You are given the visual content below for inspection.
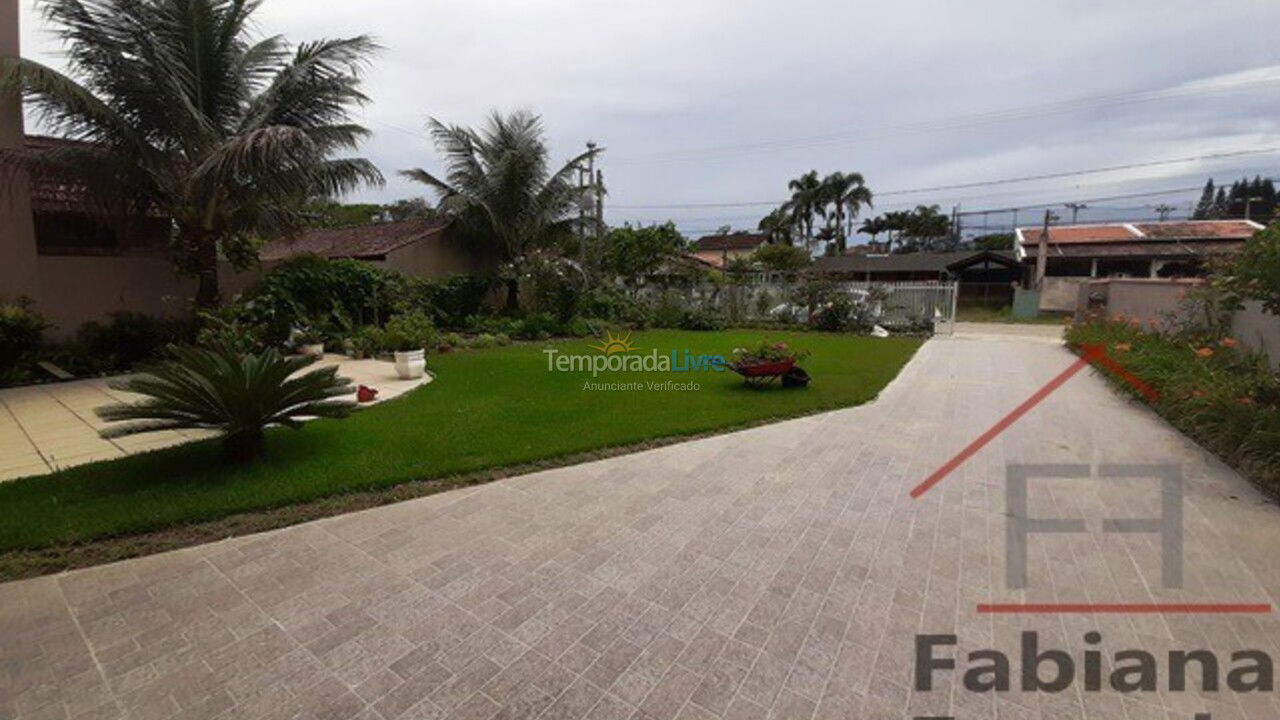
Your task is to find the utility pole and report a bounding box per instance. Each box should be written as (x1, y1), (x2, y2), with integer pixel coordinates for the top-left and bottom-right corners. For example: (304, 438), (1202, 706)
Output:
(950, 204), (960, 248)
(1245, 196), (1263, 222)
(0, 0), (41, 304)
(1034, 209), (1058, 291)
(1065, 202), (1087, 224)
(1153, 204), (1176, 221)
(1011, 208), (1019, 233)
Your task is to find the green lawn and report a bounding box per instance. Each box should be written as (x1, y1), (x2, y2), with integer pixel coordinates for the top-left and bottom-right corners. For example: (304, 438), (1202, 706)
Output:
(0, 330), (920, 553)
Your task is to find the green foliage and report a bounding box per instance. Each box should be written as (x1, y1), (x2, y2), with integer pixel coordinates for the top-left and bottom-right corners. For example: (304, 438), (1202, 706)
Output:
(380, 311), (438, 352)
(239, 255), (406, 345)
(402, 110), (599, 308)
(1193, 176), (1277, 221)
(305, 201), (384, 228)
(415, 275), (493, 329)
(0, 304), (48, 385)
(76, 312), (192, 372)
(1066, 316), (1280, 495)
(519, 253), (587, 322)
(1214, 225), (1280, 315)
(512, 313), (561, 340)
(603, 223), (686, 279)
(751, 243), (810, 272)
(343, 325), (384, 359)
(678, 307), (725, 331)
(96, 345), (355, 462)
(8, 0), (382, 305)
(972, 233), (1014, 251)
(195, 309), (266, 355)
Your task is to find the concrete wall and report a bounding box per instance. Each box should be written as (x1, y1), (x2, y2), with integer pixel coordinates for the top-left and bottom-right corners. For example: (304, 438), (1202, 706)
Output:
(1074, 278), (1203, 331)
(35, 255), (261, 337)
(1233, 301), (1280, 370)
(1039, 277), (1087, 312)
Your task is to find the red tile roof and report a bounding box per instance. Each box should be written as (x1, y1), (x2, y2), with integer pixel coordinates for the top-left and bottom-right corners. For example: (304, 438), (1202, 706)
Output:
(1016, 220), (1262, 246)
(692, 232), (768, 251)
(259, 220), (448, 261)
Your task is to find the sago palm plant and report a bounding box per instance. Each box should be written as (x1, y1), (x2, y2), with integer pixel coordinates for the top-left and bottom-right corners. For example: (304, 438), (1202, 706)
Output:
(96, 345), (356, 461)
(0, 0), (383, 306)
(401, 110), (599, 310)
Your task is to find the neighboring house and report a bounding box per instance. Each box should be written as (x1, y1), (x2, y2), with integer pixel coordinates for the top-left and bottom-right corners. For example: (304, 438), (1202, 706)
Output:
(1014, 219), (1261, 279)
(258, 219), (488, 277)
(690, 232), (769, 268)
(3, 134), (490, 336)
(812, 249), (1024, 307)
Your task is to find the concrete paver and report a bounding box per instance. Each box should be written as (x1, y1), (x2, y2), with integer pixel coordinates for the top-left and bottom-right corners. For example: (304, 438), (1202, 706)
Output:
(1, 335), (1278, 719)
(0, 355), (428, 481)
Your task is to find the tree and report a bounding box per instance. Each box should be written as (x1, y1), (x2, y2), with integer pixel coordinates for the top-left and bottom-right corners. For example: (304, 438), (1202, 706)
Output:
(820, 171), (873, 254)
(402, 110), (599, 310)
(751, 243), (810, 272)
(306, 201), (383, 228)
(383, 198), (436, 222)
(972, 232), (1014, 251)
(1192, 180), (1217, 219)
(1216, 224), (1280, 315)
(602, 222), (685, 279)
(858, 216), (890, 249)
(1, 0), (382, 307)
(784, 170), (824, 250)
(757, 207), (795, 245)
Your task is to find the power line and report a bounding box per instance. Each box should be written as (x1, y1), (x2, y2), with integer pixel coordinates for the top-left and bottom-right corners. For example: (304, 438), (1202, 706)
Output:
(610, 147), (1280, 210)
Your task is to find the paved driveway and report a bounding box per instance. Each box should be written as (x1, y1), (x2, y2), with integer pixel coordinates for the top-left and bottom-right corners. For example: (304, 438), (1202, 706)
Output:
(3, 334), (1279, 720)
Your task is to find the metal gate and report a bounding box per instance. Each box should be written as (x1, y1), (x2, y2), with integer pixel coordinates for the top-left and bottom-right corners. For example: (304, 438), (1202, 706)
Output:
(845, 281), (958, 335)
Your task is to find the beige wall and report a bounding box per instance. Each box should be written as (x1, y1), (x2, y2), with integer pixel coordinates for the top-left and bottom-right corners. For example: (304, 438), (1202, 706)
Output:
(1039, 277), (1087, 312)
(382, 234), (491, 278)
(1074, 278), (1202, 331)
(35, 255), (261, 337)
(1233, 301), (1280, 371)
(0, 0), (40, 304)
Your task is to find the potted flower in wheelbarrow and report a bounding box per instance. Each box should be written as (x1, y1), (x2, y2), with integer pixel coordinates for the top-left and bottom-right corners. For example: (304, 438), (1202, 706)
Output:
(729, 340), (812, 387)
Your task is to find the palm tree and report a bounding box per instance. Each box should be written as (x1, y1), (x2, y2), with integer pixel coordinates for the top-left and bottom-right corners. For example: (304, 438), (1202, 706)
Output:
(757, 207), (794, 245)
(96, 345), (355, 462)
(402, 110), (599, 311)
(821, 171), (873, 254)
(784, 170), (824, 251)
(0, 0), (382, 307)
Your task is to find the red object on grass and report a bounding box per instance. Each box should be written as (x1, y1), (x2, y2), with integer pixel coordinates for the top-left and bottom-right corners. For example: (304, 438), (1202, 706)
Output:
(357, 385), (378, 403)
(733, 359), (795, 377)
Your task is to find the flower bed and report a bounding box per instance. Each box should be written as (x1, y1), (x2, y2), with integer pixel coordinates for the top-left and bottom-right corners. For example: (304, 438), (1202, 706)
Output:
(1065, 314), (1280, 496)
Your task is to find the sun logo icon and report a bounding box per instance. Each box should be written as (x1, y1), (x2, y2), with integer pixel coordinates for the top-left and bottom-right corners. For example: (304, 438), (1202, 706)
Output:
(590, 329), (637, 355)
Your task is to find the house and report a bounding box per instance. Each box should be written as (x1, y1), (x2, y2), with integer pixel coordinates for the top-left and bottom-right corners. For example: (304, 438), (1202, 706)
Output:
(1, 134), (491, 335)
(1013, 219), (1261, 279)
(258, 219), (487, 277)
(690, 232), (769, 268)
(811, 249), (1025, 307)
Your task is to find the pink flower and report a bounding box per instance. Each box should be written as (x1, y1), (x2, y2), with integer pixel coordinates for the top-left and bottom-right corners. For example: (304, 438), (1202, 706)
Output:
(1220, 337), (1238, 348)
(1195, 347), (1214, 358)
(1114, 343), (1131, 352)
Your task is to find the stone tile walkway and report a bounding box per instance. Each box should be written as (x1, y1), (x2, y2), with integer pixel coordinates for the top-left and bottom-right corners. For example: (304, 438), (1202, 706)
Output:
(0, 355), (428, 481)
(2, 334), (1279, 720)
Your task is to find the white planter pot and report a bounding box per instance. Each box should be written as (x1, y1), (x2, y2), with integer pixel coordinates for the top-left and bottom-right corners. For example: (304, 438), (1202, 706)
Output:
(299, 343), (325, 358)
(394, 349), (426, 379)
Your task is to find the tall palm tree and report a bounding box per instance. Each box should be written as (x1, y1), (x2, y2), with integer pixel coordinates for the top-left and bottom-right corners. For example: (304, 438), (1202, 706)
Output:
(0, 0), (382, 307)
(757, 206), (794, 245)
(784, 170), (823, 251)
(402, 110), (599, 310)
(821, 171), (873, 254)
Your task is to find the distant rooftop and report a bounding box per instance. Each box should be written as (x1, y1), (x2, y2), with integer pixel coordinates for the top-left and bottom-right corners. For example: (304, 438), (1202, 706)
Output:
(259, 219), (448, 262)
(1014, 219), (1262, 246)
(691, 232), (769, 252)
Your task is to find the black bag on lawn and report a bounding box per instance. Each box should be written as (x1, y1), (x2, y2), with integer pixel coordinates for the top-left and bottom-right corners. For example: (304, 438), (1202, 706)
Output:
(782, 366), (810, 388)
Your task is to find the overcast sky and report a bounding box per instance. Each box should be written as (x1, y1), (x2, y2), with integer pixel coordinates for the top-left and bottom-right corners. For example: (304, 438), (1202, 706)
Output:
(17, 0), (1280, 238)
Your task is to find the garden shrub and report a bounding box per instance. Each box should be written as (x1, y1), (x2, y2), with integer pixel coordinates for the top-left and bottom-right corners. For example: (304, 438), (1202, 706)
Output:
(651, 291), (688, 329)
(513, 312), (560, 340)
(809, 294), (855, 332)
(679, 307), (726, 331)
(0, 303), (48, 385)
(245, 255), (408, 344)
(412, 275), (493, 329)
(76, 312), (192, 372)
(1066, 314), (1280, 495)
(380, 310), (438, 352)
